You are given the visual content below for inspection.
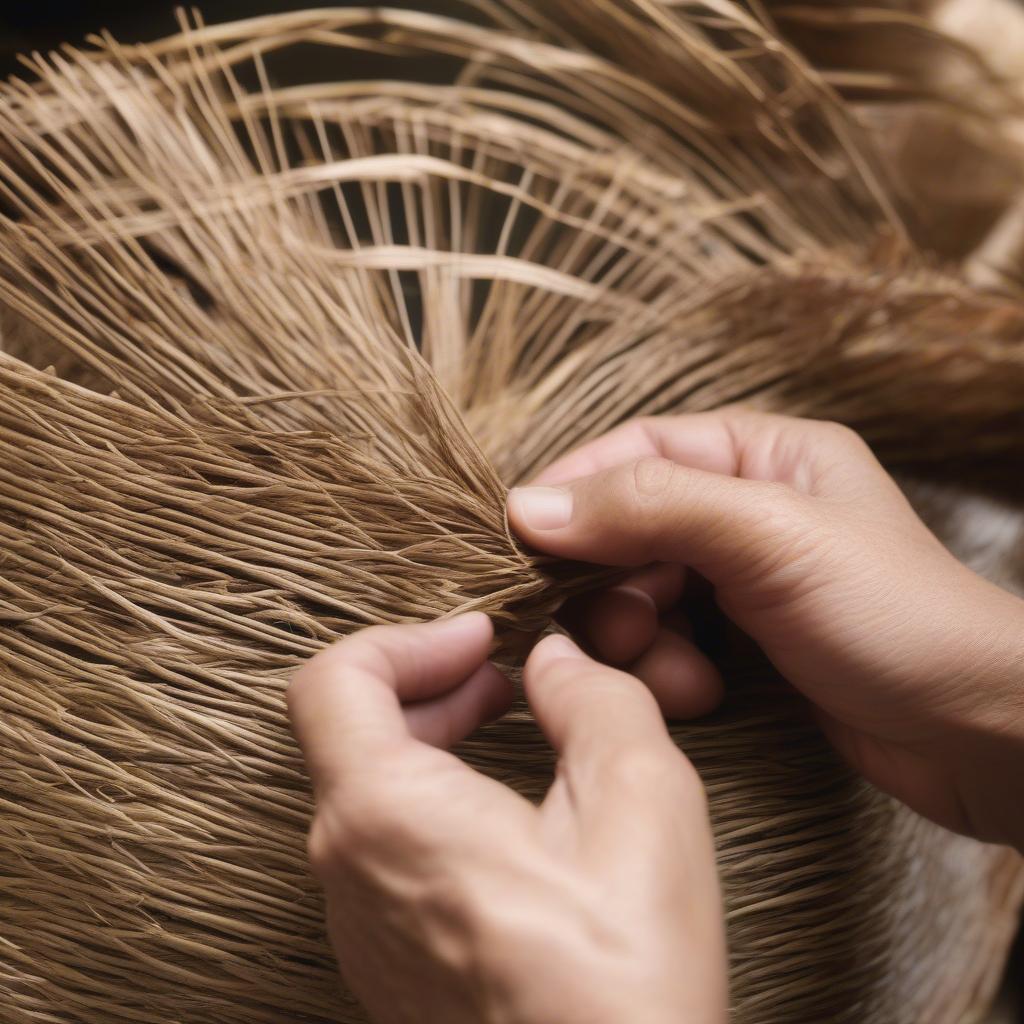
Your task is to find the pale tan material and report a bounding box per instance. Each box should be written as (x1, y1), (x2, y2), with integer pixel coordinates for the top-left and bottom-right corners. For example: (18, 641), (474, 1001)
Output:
(766, 0), (1024, 268)
(0, 5), (1022, 1023)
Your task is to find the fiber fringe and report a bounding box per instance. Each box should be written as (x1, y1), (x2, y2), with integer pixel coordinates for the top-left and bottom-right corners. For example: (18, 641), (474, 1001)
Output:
(0, 4), (1022, 1022)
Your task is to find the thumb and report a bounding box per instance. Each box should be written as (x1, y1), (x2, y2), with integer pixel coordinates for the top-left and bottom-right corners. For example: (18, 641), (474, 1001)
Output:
(525, 633), (679, 773)
(508, 456), (815, 585)
(525, 634), (703, 849)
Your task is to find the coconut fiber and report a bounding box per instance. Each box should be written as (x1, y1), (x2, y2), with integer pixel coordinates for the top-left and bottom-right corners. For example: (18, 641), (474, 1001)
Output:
(0, 3), (1023, 1022)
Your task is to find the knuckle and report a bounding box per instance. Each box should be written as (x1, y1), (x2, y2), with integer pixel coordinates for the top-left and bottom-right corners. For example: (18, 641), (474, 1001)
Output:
(735, 483), (834, 588)
(421, 876), (484, 938)
(751, 480), (812, 533)
(646, 745), (709, 811)
(339, 782), (388, 833)
(629, 456), (679, 503)
(757, 484), (824, 548)
(287, 640), (347, 708)
(306, 809), (349, 879)
(616, 748), (708, 816)
(329, 628), (392, 677)
(348, 623), (399, 650)
(671, 751), (708, 805)
(813, 419), (868, 454)
(323, 627), (397, 672)
(614, 744), (690, 793)
(285, 662), (320, 722)
(286, 629), (395, 719)
(284, 673), (304, 719)
(542, 661), (657, 731)
(630, 416), (662, 445)
(308, 777), (410, 871)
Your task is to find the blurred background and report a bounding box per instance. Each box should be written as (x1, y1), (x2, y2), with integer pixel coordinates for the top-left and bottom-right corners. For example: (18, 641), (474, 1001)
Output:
(1, 1), (192, 67)
(1, 2), (291, 70)
(0, 0), (468, 75)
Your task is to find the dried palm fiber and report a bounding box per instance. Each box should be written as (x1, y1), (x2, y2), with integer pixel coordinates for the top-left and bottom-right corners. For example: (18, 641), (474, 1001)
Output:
(0, 4), (1023, 1023)
(760, 0), (1024, 279)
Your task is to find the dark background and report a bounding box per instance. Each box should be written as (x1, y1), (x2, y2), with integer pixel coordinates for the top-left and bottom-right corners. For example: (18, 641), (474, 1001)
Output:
(1, 1), (182, 63)
(0, 1), (318, 74)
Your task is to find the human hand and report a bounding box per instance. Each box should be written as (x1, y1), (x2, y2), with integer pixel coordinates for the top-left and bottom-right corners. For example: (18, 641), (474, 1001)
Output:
(288, 614), (727, 1024)
(508, 411), (1024, 851)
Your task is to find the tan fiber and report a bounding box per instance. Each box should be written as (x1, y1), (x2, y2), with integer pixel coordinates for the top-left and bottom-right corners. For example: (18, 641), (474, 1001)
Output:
(762, 0), (1024, 273)
(0, 5), (1022, 1023)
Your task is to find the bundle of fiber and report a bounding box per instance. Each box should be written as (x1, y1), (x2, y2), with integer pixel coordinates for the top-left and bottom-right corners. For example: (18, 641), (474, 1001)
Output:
(762, 0), (1024, 273)
(0, 5), (1022, 1023)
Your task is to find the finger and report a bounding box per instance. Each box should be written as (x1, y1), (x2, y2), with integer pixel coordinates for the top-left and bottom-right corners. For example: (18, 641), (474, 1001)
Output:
(533, 410), (893, 495)
(531, 409), (767, 487)
(510, 456), (810, 585)
(624, 562), (689, 611)
(526, 635), (705, 869)
(525, 634), (671, 757)
(404, 662), (514, 749)
(562, 585), (659, 665)
(630, 628), (724, 720)
(661, 607), (694, 639)
(329, 612), (496, 705)
(533, 419), (671, 485)
(288, 613), (493, 792)
(525, 635), (698, 837)
(566, 562), (688, 664)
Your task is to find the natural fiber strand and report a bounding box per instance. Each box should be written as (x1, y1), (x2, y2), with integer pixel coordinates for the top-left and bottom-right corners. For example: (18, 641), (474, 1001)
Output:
(0, 4), (1022, 1023)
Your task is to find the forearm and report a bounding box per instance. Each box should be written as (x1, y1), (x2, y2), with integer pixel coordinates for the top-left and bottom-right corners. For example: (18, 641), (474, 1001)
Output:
(947, 580), (1024, 852)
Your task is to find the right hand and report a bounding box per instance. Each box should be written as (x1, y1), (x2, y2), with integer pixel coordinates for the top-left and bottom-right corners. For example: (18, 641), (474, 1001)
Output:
(508, 411), (1024, 851)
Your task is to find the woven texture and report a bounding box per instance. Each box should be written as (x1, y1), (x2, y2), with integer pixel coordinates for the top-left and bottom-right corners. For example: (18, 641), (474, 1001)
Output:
(0, 4), (1022, 1022)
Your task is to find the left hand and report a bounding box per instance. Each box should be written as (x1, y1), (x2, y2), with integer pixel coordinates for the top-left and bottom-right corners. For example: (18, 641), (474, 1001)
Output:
(288, 613), (728, 1024)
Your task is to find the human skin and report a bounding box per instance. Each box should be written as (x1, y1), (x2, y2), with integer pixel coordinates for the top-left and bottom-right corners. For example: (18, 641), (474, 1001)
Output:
(288, 618), (728, 1024)
(508, 410), (1024, 851)
(289, 409), (1024, 1023)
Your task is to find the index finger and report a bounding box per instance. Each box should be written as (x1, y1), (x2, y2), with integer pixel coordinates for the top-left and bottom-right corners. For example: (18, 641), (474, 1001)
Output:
(525, 635), (706, 868)
(534, 409), (893, 498)
(532, 413), (743, 486)
(287, 613), (493, 793)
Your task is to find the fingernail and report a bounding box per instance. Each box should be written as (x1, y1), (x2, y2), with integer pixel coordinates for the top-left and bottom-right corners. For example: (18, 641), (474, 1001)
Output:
(534, 633), (585, 664)
(508, 487), (573, 531)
